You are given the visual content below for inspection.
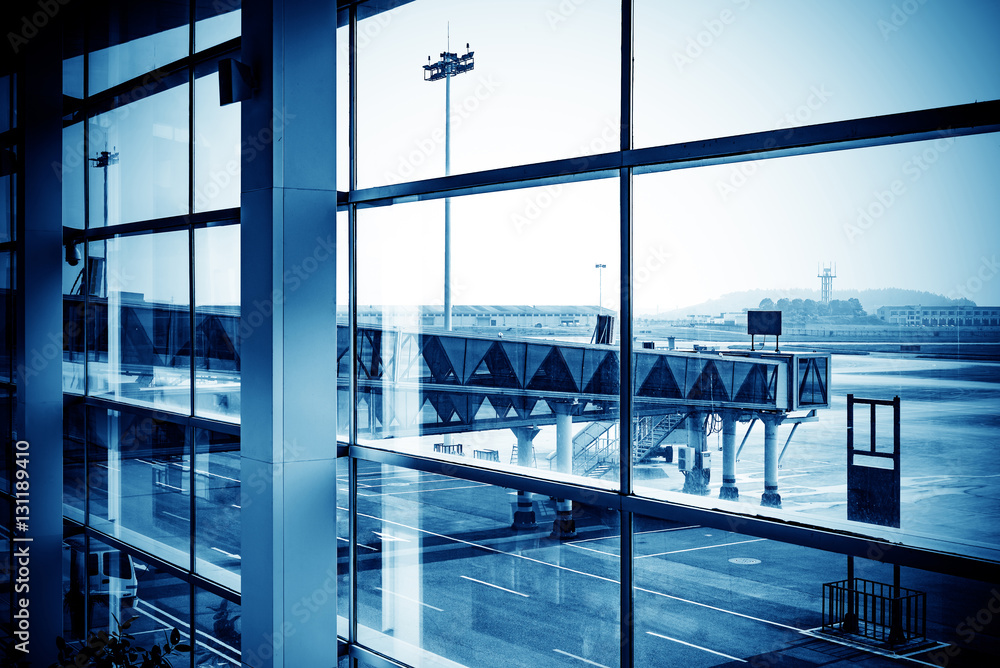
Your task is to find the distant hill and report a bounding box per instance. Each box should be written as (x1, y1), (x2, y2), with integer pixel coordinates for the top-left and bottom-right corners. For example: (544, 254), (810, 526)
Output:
(646, 288), (973, 319)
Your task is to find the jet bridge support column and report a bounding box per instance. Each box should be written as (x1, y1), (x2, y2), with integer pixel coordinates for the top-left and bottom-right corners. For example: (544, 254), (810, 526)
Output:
(719, 412), (739, 501)
(682, 412), (710, 495)
(762, 414), (782, 508)
(551, 403), (578, 539)
(511, 426), (540, 530)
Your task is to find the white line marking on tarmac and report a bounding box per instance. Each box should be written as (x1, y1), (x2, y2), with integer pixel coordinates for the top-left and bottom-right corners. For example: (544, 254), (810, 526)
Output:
(646, 631), (747, 663)
(460, 575), (529, 598)
(567, 525), (699, 546)
(552, 648), (611, 667)
(375, 587), (444, 612)
(354, 510), (619, 584)
(567, 543), (619, 557)
(135, 600), (239, 662)
(347, 507), (802, 635)
(637, 538), (766, 559)
(373, 531), (409, 542)
(366, 483), (490, 496)
(799, 628), (943, 667)
(635, 587), (803, 632)
(338, 536), (377, 550)
(210, 547), (241, 559)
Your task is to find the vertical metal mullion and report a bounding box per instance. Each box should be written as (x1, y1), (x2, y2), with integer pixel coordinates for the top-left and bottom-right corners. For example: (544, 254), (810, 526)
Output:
(619, 2), (635, 667)
(188, 6), (197, 662)
(347, 3), (359, 649)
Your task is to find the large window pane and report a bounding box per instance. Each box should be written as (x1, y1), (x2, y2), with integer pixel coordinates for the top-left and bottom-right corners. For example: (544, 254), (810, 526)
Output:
(195, 224), (241, 421)
(634, 0), (1000, 148)
(62, 122), (85, 231)
(356, 461), (620, 667)
(195, 428), (241, 587)
(631, 512), (999, 665)
(85, 539), (193, 663)
(632, 133), (1000, 556)
(87, 231), (191, 414)
(63, 398), (86, 520)
(0, 251), (11, 382)
(88, 1), (189, 95)
(88, 82), (189, 227)
(87, 406), (190, 567)
(355, 0), (620, 188)
(196, 0), (241, 52)
(355, 180), (621, 489)
(195, 588), (241, 667)
(194, 67), (241, 213)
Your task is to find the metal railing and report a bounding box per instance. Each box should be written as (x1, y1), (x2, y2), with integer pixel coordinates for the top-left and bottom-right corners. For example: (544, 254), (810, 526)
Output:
(822, 578), (926, 646)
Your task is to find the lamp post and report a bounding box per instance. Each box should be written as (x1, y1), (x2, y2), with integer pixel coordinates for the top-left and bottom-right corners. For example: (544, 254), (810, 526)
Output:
(424, 34), (474, 330)
(595, 263), (606, 315)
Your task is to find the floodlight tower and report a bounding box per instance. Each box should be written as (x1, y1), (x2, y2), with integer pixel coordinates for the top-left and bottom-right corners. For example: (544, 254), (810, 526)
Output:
(424, 31), (474, 330)
(818, 262), (837, 304)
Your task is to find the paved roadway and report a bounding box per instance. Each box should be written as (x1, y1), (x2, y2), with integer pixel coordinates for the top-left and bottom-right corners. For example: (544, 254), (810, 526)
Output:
(335, 461), (999, 668)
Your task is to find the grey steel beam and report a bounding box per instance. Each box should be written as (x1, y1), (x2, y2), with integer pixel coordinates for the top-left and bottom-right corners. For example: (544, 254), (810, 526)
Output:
(343, 100), (1000, 210)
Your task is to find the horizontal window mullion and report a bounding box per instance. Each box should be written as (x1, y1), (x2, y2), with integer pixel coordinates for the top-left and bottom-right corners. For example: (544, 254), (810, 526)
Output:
(346, 100), (1000, 209)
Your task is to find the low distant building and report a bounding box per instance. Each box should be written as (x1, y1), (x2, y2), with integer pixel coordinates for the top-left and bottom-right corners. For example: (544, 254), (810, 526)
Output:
(876, 305), (1000, 326)
(354, 305), (613, 329)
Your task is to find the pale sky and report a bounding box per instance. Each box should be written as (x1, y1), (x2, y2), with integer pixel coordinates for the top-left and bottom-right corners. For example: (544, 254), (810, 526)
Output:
(63, 1), (1000, 314)
(337, 0), (1000, 313)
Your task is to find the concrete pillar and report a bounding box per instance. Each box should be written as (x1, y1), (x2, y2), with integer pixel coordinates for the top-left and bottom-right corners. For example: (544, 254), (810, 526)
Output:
(240, 0), (339, 665)
(719, 412), (739, 501)
(555, 410), (573, 475)
(551, 404), (578, 539)
(682, 412), (710, 495)
(762, 415), (782, 508)
(12, 11), (64, 665)
(511, 427), (540, 530)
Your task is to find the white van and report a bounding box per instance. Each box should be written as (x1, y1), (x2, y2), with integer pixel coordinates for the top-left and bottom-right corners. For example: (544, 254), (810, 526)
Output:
(65, 539), (139, 608)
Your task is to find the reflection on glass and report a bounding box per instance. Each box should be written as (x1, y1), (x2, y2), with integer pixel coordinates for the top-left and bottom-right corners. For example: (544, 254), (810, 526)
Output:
(64, 236), (86, 394)
(195, 224), (241, 421)
(86, 540), (192, 660)
(0, 388), (10, 494)
(63, 399), (86, 519)
(0, 74), (10, 131)
(337, 212), (348, 440)
(0, 251), (11, 382)
(87, 231), (191, 413)
(0, 173), (11, 242)
(62, 123), (85, 231)
(195, 588), (242, 667)
(356, 461), (620, 667)
(631, 513), (1000, 666)
(634, 0), (1000, 148)
(195, 70), (241, 213)
(196, 1), (241, 52)
(87, 1), (189, 95)
(61, 524), (87, 645)
(355, 181), (621, 488)
(87, 405), (190, 568)
(88, 83), (189, 227)
(632, 134), (1000, 552)
(195, 428), (241, 586)
(337, 457), (349, 639)
(356, 0), (620, 187)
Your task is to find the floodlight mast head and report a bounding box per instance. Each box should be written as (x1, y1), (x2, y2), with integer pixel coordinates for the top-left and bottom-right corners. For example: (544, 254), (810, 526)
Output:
(423, 42), (474, 82)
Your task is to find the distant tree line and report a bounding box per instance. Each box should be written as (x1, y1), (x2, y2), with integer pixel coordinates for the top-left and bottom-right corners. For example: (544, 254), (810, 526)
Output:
(757, 297), (868, 321)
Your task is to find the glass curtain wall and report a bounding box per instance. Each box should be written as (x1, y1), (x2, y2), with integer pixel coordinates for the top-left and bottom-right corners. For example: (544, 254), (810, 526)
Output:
(340, 1), (1000, 667)
(55, 1), (243, 662)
